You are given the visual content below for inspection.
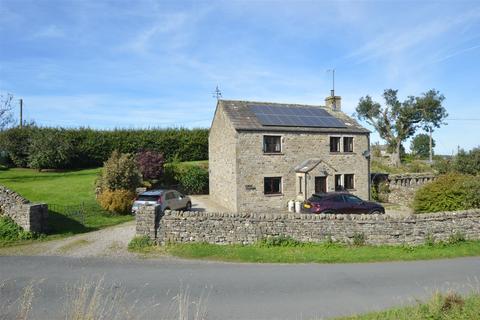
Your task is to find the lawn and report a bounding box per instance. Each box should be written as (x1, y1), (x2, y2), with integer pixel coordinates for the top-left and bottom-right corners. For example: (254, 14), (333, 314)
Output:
(155, 241), (480, 263)
(337, 292), (480, 320)
(0, 168), (132, 238)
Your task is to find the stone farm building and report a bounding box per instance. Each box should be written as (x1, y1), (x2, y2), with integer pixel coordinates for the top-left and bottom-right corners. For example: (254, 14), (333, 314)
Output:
(209, 95), (371, 212)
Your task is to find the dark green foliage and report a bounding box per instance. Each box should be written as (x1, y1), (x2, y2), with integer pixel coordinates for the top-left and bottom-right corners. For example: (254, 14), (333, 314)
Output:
(28, 128), (74, 170)
(433, 156), (453, 174)
(413, 173), (480, 213)
(0, 127), (208, 169)
(453, 147), (480, 175)
(0, 126), (37, 167)
(257, 236), (304, 247)
(410, 133), (435, 159)
(0, 216), (35, 242)
(175, 165), (209, 194)
(356, 89), (446, 166)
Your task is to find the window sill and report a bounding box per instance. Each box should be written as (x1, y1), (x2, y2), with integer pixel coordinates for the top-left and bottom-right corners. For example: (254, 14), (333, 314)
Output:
(264, 193), (283, 197)
(263, 152), (284, 155)
(330, 152), (356, 155)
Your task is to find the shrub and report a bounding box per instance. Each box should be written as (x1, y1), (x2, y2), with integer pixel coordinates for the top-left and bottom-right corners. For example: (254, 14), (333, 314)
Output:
(257, 236), (303, 247)
(128, 236), (154, 251)
(136, 150), (165, 180)
(0, 216), (34, 242)
(97, 189), (136, 215)
(175, 165), (209, 194)
(28, 128), (74, 170)
(96, 151), (142, 192)
(448, 231), (466, 245)
(352, 232), (366, 246)
(413, 173), (480, 213)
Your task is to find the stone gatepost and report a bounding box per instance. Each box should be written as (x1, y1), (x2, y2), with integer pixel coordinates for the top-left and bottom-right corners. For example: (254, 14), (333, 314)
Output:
(135, 206), (157, 240)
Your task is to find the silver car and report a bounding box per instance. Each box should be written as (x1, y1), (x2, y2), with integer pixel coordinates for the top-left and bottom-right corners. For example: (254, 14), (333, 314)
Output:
(131, 189), (192, 215)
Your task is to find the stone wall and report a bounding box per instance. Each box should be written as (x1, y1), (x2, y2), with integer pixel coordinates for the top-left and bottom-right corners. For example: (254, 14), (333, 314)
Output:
(137, 206), (480, 246)
(387, 173), (436, 206)
(0, 185), (48, 233)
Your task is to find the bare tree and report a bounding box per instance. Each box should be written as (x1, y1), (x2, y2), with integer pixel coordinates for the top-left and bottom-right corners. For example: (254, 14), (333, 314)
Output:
(0, 93), (15, 130)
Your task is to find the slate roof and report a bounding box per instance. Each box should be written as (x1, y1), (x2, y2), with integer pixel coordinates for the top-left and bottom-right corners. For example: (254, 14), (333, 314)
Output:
(294, 158), (338, 173)
(218, 100), (369, 134)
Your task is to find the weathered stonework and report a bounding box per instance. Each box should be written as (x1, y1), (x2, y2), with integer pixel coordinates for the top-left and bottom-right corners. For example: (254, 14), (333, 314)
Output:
(0, 185), (48, 233)
(137, 207), (480, 246)
(387, 174), (436, 206)
(209, 100), (371, 213)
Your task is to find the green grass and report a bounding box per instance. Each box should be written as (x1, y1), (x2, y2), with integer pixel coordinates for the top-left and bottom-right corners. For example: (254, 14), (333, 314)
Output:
(155, 241), (480, 263)
(337, 292), (480, 320)
(0, 168), (132, 239)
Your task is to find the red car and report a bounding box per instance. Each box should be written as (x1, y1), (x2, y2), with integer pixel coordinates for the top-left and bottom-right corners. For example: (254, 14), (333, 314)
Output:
(303, 193), (385, 214)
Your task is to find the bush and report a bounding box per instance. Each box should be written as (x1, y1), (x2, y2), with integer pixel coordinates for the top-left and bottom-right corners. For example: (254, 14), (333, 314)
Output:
(257, 236), (303, 247)
(352, 232), (366, 246)
(413, 173), (480, 213)
(128, 235), (154, 251)
(28, 128), (74, 170)
(175, 165), (209, 194)
(136, 150), (165, 180)
(97, 189), (136, 215)
(0, 216), (34, 242)
(96, 150), (142, 192)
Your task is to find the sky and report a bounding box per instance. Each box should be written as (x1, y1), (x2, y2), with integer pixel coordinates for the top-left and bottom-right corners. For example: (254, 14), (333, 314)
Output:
(1, 0), (479, 155)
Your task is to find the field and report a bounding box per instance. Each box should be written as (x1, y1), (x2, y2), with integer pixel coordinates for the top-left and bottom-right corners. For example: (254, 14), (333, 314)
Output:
(0, 168), (132, 239)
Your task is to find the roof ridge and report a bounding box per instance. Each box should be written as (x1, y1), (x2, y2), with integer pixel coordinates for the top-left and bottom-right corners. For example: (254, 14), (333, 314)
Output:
(219, 99), (324, 108)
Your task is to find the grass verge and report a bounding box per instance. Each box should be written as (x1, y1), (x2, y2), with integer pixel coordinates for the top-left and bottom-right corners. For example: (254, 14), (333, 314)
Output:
(337, 292), (480, 320)
(0, 168), (132, 245)
(130, 240), (480, 263)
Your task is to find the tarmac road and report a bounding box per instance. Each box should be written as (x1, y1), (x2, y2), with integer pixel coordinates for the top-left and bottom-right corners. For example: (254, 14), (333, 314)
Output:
(1, 255), (479, 319)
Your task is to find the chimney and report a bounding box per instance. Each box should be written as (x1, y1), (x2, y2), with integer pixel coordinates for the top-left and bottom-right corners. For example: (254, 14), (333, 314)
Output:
(325, 90), (341, 111)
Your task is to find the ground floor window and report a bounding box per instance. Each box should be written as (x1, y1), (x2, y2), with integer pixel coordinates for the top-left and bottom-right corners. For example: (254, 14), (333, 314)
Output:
(264, 177), (282, 195)
(344, 174), (355, 190)
(335, 174), (343, 191)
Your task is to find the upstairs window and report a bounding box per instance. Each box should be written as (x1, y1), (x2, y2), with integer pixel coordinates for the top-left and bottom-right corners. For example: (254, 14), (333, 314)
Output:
(330, 137), (341, 152)
(263, 136), (281, 153)
(264, 177), (282, 195)
(344, 174), (355, 190)
(343, 137), (354, 152)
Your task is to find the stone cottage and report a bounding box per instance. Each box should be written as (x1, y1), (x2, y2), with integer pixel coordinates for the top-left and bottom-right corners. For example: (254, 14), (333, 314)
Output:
(209, 95), (371, 212)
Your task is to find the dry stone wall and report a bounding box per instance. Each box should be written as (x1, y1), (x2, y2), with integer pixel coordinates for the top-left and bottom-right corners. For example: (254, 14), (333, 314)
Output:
(387, 173), (436, 206)
(0, 185), (48, 233)
(136, 206), (480, 246)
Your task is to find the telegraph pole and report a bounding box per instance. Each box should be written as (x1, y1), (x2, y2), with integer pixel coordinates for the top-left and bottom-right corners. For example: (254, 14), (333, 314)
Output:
(19, 98), (23, 128)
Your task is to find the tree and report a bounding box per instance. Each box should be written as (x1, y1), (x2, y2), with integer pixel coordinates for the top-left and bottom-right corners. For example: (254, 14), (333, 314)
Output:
(411, 133), (435, 159)
(0, 93), (15, 130)
(28, 129), (74, 170)
(416, 89), (447, 163)
(356, 89), (446, 167)
(453, 147), (480, 175)
(136, 150), (165, 180)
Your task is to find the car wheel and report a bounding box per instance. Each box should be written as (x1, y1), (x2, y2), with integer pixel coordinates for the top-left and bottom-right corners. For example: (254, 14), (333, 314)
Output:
(369, 210), (383, 215)
(185, 202), (192, 211)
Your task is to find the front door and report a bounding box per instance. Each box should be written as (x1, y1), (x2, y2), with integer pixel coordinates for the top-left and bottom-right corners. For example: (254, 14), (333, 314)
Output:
(315, 176), (327, 193)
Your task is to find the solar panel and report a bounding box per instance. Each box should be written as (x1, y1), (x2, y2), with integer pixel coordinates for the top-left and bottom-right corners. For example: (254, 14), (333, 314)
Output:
(249, 105), (347, 128)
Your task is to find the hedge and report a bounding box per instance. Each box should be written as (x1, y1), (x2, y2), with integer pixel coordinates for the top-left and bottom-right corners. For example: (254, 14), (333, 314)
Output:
(0, 127), (209, 169)
(413, 173), (480, 213)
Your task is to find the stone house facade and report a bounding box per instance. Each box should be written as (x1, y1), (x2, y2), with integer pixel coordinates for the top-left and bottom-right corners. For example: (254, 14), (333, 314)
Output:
(209, 96), (371, 212)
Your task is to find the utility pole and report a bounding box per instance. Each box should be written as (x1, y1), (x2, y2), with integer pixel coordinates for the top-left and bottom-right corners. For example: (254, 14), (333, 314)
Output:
(19, 98), (23, 128)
